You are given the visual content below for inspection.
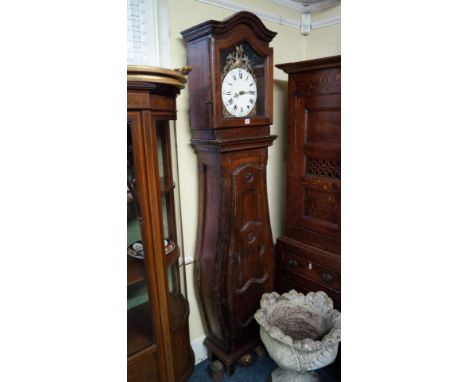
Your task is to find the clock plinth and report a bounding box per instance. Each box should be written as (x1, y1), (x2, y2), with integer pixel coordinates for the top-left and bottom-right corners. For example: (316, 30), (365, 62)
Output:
(182, 12), (277, 371)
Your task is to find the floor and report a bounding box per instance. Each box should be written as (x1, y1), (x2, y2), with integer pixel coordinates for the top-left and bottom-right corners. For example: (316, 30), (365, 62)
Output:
(188, 355), (339, 382)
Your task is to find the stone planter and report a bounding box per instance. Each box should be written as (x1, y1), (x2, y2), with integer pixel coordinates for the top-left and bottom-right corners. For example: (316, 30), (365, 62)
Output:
(254, 290), (341, 382)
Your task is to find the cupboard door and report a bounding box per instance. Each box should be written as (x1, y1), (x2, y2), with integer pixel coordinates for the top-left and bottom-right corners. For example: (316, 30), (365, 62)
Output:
(289, 92), (341, 253)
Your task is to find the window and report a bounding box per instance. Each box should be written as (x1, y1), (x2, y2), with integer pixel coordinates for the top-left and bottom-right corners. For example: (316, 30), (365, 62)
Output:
(127, 0), (159, 65)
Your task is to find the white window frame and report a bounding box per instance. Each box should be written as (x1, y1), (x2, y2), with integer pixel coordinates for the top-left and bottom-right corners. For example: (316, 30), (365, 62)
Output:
(127, 0), (165, 66)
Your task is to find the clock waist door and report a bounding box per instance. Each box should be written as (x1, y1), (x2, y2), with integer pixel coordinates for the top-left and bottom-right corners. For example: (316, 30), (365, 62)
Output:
(225, 160), (274, 348)
(194, 144), (275, 355)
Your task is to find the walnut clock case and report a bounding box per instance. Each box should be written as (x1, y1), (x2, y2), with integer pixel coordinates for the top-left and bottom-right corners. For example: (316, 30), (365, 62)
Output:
(181, 12), (277, 374)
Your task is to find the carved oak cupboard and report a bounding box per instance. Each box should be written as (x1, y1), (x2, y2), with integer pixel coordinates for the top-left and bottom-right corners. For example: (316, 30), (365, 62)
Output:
(181, 12), (276, 374)
(127, 66), (194, 382)
(276, 56), (341, 309)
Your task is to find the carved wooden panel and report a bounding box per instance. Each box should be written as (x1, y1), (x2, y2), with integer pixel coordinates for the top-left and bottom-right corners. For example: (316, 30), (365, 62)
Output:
(294, 67), (341, 96)
(228, 164), (269, 336)
(290, 94), (341, 246)
(295, 177), (340, 240)
(306, 157), (341, 179)
(304, 187), (340, 224)
(306, 110), (340, 144)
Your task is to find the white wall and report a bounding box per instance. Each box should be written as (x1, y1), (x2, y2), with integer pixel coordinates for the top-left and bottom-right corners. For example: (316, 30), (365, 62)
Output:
(159, 0), (341, 358)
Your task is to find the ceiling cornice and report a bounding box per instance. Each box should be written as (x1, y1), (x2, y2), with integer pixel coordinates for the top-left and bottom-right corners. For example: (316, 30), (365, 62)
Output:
(267, 0), (340, 13)
(194, 0), (340, 31)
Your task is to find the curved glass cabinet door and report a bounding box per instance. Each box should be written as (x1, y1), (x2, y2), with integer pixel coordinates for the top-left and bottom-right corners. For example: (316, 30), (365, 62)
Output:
(127, 65), (194, 382)
(127, 120), (154, 356)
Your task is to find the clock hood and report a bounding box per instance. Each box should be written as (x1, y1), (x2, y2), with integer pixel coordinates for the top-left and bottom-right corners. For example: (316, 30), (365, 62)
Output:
(181, 11), (277, 43)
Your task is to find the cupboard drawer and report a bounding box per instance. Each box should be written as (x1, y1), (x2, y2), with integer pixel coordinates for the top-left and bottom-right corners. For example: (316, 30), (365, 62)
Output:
(280, 271), (341, 309)
(281, 249), (340, 291)
(277, 272), (341, 310)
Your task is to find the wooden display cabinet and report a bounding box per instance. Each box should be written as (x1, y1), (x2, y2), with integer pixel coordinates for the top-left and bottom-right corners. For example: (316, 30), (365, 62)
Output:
(127, 65), (194, 382)
(276, 56), (341, 378)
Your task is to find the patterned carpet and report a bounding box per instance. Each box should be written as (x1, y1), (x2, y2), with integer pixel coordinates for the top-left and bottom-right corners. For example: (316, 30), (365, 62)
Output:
(188, 355), (339, 382)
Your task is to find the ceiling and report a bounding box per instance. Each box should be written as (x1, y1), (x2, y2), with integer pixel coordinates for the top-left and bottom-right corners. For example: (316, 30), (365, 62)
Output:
(267, 0), (340, 13)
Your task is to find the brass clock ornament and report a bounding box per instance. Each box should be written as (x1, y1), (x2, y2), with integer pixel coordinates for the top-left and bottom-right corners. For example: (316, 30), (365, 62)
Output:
(182, 12), (276, 375)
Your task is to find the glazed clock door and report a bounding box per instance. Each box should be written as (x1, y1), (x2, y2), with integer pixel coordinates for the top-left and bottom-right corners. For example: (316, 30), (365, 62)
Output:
(215, 39), (273, 127)
(220, 43), (264, 119)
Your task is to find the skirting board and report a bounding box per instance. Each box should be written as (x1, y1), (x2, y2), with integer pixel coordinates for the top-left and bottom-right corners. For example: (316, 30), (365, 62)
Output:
(191, 336), (209, 365)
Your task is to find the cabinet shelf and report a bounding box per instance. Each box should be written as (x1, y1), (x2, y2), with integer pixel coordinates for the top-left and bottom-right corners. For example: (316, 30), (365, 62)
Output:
(128, 257), (145, 286)
(128, 302), (154, 357)
(127, 242), (180, 284)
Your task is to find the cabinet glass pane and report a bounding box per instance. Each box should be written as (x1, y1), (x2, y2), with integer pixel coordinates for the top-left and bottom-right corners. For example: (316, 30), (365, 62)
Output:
(161, 193), (169, 239)
(127, 119), (155, 356)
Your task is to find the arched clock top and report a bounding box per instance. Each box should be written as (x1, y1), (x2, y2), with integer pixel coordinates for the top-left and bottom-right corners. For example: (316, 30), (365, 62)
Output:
(181, 11), (277, 43)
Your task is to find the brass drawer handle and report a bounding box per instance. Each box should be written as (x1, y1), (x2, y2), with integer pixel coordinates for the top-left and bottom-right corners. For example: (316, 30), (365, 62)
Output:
(288, 259), (298, 267)
(321, 272), (334, 283)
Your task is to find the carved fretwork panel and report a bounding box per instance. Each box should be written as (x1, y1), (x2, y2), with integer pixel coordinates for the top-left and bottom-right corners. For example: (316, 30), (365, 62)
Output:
(227, 164), (270, 339)
(306, 157), (341, 179)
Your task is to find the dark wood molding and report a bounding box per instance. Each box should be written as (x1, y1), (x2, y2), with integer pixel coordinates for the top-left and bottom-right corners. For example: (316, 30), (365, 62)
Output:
(276, 55), (341, 74)
(181, 11), (277, 43)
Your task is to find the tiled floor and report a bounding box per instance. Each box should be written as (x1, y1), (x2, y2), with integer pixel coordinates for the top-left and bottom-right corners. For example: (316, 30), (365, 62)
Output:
(188, 355), (339, 382)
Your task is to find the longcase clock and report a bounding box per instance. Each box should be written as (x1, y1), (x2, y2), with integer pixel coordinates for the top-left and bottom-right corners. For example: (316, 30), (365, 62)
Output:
(181, 11), (277, 375)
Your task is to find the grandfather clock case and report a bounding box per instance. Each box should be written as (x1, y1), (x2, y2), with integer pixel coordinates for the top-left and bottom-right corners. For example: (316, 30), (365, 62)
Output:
(182, 12), (277, 373)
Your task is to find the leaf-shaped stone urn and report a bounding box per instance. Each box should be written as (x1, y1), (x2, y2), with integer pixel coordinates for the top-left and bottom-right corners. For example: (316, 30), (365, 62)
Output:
(254, 290), (341, 382)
